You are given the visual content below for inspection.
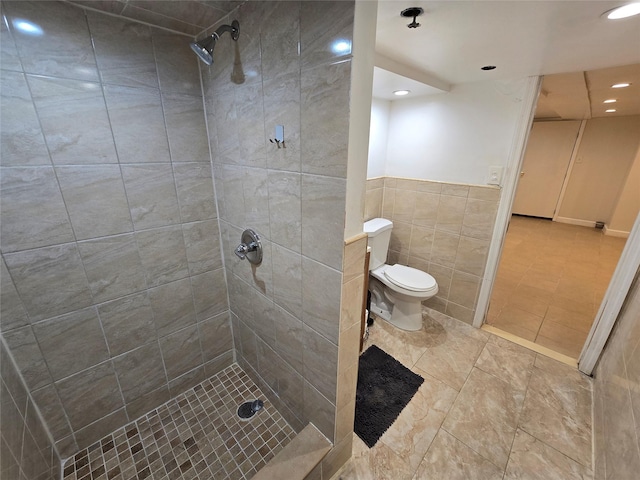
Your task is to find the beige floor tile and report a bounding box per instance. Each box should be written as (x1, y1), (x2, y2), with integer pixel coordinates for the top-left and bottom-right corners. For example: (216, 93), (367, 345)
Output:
(426, 308), (490, 342)
(549, 293), (594, 317)
(335, 435), (415, 480)
(488, 304), (543, 342)
(544, 305), (593, 334)
(518, 270), (560, 293)
(487, 216), (624, 358)
(519, 355), (593, 468)
(442, 367), (524, 469)
(364, 315), (429, 368)
(475, 335), (536, 392)
(412, 429), (503, 480)
(380, 368), (458, 472)
(504, 429), (594, 480)
(509, 284), (552, 317)
(535, 320), (589, 359)
(414, 327), (486, 391)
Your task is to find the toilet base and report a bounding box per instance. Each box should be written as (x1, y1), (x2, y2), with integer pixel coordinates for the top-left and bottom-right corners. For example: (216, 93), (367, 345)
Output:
(386, 292), (424, 331)
(368, 277), (426, 331)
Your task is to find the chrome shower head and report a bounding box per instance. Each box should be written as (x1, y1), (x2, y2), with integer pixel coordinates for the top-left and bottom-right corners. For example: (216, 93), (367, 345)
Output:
(190, 35), (217, 65)
(190, 20), (240, 66)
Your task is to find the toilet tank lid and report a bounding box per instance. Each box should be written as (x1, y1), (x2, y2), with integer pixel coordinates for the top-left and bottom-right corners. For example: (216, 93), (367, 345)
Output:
(364, 218), (393, 234)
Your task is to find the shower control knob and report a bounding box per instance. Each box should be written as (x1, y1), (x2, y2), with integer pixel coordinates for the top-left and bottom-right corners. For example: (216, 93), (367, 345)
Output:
(235, 229), (262, 265)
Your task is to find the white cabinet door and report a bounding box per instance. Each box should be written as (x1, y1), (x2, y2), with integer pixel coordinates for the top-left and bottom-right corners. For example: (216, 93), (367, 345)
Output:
(512, 120), (581, 218)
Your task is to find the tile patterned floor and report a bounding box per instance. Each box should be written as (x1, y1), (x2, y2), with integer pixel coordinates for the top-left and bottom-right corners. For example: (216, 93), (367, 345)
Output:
(486, 215), (626, 358)
(332, 309), (594, 480)
(62, 364), (296, 480)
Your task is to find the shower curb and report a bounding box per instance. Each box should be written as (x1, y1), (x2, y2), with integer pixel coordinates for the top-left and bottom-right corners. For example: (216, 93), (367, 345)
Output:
(252, 423), (332, 480)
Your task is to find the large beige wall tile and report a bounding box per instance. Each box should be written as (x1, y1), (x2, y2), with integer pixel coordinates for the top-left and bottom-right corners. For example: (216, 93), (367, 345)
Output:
(301, 174), (346, 271)
(462, 198), (499, 240)
(455, 236), (489, 276)
(57, 166), (133, 240)
(4, 244), (93, 321)
(4, 1), (99, 81)
(300, 61), (350, 177)
(28, 75), (117, 165)
(436, 195), (466, 234)
(0, 167), (75, 252)
(0, 70), (50, 166)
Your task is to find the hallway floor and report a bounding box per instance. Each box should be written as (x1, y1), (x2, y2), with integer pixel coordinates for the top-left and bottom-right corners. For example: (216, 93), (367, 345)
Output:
(486, 215), (626, 358)
(332, 309), (593, 480)
(61, 364), (295, 480)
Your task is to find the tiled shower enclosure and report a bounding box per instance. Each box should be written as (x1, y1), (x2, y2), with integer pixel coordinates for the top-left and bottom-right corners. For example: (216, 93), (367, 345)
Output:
(1, 0), (362, 479)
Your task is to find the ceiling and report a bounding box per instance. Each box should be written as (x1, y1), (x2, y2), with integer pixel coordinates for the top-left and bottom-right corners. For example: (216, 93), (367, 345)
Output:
(376, 1), (640, 85)
(68, 0), (239, 36)
(536, 64), (640, 119)
(374, 1), (640, 116)
(74, 0), (640, 117)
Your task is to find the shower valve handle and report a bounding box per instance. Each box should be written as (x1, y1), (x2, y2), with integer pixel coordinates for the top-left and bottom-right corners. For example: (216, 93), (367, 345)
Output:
(234, 229), (263, 265)
(235, 242), (257, 259)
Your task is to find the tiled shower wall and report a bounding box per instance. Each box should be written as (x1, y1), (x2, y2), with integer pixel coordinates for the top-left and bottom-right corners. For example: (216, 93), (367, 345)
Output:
(0, 1), (233, 458)
(1, 339), (60, 479)
(201, 0), (354, 448)
(593, 271), (640, 479)
(365, 177), (500, 324)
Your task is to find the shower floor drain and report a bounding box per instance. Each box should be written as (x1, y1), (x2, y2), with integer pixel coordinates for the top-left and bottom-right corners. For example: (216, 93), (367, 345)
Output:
(237, 399), (264, 420)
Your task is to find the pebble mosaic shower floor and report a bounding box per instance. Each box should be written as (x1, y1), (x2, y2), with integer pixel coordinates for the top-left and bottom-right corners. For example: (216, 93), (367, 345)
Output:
(61, 364), (296, 480)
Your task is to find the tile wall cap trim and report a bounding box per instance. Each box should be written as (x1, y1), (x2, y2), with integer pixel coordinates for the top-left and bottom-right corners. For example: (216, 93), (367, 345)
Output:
(344, 232), (367, 246)
(369, 175), (502, 191)
(65, 1), (194, 38)
(251, 423), (332, 480)
(481, 325), (578, 368)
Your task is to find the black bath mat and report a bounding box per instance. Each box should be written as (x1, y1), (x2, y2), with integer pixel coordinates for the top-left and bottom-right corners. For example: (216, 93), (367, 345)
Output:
(354, 345), (424, 448)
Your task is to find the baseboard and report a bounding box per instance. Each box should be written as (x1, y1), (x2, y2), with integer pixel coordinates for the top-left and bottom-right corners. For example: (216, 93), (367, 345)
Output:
(554, 217), (597, 228)
(603, 225), (630, 238)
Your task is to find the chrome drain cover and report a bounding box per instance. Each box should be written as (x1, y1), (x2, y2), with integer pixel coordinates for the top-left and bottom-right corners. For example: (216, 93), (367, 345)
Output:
(237, 399), (264, 420)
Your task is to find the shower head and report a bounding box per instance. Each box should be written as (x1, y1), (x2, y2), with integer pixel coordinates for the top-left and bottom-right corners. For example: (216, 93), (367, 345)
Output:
(190, 35), (217, 65)
(190, 20), (240, 66)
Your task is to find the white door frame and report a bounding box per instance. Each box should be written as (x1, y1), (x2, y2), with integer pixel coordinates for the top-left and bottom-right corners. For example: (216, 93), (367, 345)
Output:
(579, 212), (640, 374)
(473, 75), (540, 327)
(473, 74), (639, 375)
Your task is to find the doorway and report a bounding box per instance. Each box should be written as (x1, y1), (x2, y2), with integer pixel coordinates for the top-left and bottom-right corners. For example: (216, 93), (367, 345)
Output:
(485, 215), (627, 358)
(481, 64), (640, 362)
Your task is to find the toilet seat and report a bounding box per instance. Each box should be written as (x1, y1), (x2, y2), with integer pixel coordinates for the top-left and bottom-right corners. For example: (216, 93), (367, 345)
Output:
(384, 264), (437, 292)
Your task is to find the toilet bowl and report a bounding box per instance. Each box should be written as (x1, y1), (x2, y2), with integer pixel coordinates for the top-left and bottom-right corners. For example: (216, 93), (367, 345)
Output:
(364, 218), (439, 331)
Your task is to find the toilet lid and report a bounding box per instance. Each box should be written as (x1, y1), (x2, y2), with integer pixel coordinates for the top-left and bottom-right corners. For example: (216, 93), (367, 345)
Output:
(384, 264), (437, 292)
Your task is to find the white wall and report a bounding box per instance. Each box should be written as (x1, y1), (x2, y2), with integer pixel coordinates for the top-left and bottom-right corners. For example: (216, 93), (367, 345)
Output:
(608, 144), (640, 234)
(367, 97), (390, 178)
(558, 115), (640, 224)
(345, 0), (377, 240)
(370, 79), (530, 185)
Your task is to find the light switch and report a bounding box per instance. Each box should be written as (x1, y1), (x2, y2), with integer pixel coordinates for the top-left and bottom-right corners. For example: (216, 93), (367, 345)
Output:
(488, 166), (503, 185)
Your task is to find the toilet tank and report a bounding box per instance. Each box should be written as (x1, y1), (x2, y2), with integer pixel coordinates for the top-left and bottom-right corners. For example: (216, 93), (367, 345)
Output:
(364, 218), (393, 270)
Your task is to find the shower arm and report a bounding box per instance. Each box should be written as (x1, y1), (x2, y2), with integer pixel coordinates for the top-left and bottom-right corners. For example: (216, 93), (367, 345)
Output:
(214, 20), (240, 41)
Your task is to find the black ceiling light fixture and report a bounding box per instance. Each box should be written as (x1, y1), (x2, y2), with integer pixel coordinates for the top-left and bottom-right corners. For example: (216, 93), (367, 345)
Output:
(481, 65), (497, 71)
(401, 7), (424, 28)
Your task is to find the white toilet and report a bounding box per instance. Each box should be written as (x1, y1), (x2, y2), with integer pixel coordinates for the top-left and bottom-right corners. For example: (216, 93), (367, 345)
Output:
(364, 218), (438, 331)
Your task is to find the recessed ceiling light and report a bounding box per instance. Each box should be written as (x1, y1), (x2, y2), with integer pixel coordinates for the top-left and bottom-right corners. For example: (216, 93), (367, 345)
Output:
(605, 109), (617, 113)
(603, 99), (617, 103)
(605, 3), (640, 19)
(393, 90), (410, 96)
(481, 65), (496, 71)
(612, 83), (631, 88)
